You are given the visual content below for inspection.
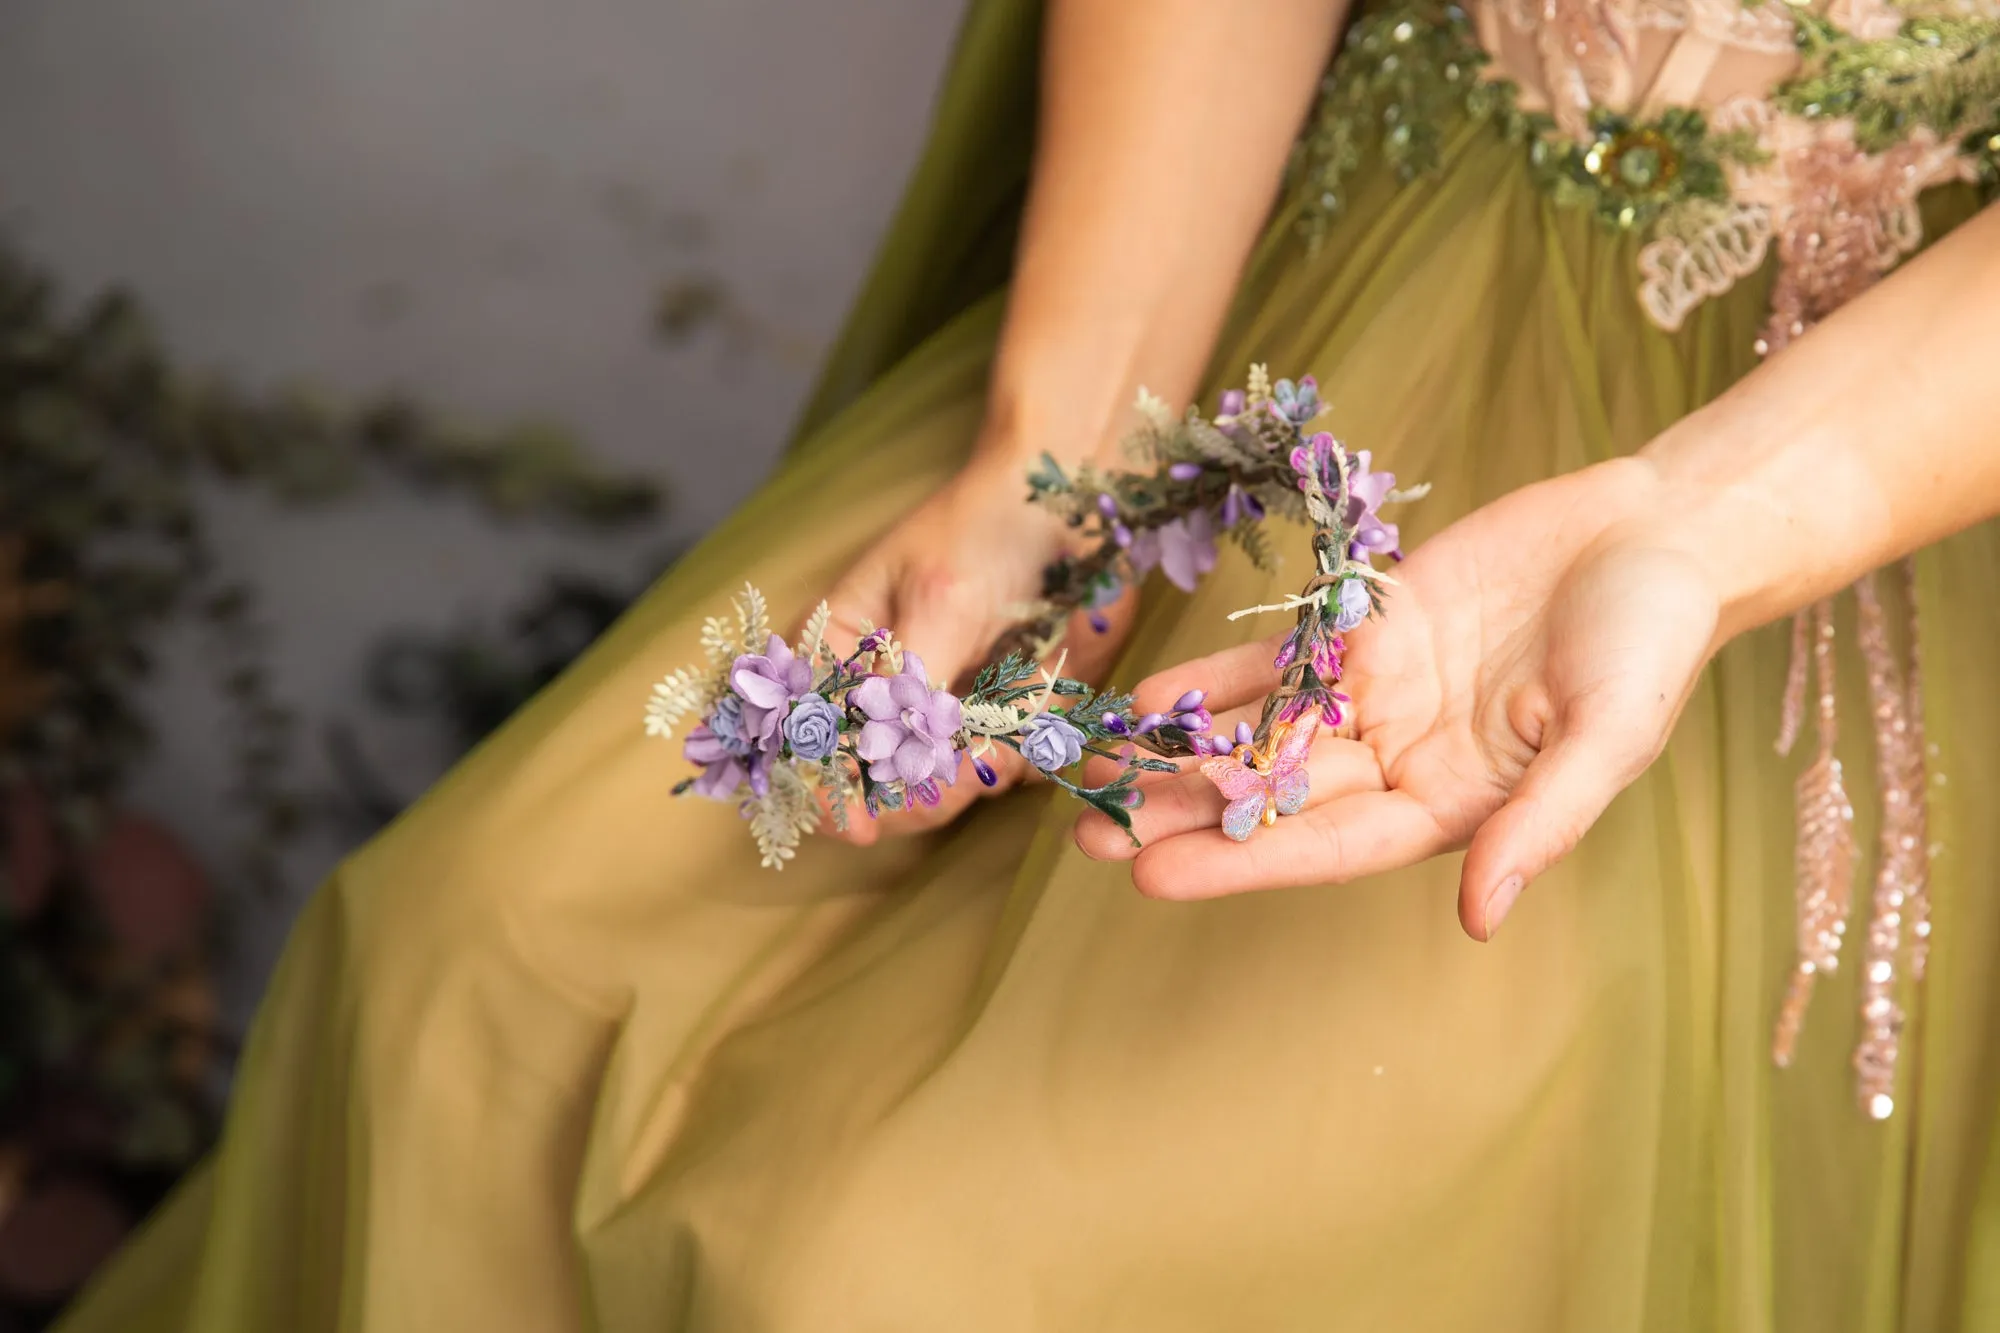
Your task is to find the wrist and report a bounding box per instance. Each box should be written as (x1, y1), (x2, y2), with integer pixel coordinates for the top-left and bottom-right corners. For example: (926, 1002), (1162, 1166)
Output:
(1630, 405), (1880, 646)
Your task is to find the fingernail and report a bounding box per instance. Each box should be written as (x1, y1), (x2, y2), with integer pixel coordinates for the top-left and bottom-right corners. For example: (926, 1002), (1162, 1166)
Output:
(1483, 874), (1525, 939)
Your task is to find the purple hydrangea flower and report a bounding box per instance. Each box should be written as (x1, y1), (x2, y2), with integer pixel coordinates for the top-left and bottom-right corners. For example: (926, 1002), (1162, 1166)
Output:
(1129, 511), (1218, 593)
(1018, 713), (1087, 772)
(1220, 484), (1265, 528)
(782, 692), (842, 761)
(1289, 431), (1344, 498)
(851, 653), (962, 786)
(1343, 450), (1400, 561)
(1332, 578), (1372, 633)
(730, 634), (815, 750)
(684, 712), (770, 800)
(1270, 376), (1321, 426)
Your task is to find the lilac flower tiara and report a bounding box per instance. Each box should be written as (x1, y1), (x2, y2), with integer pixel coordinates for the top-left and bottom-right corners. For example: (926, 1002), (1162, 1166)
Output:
(643, 365), (1427, 867)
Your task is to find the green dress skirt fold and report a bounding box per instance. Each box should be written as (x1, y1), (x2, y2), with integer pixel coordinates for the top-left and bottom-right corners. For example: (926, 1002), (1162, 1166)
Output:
(59, 3), (2000, 1328)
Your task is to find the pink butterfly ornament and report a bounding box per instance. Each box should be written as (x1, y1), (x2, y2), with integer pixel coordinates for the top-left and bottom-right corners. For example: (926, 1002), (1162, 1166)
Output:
(1199, 713), (1320, 842)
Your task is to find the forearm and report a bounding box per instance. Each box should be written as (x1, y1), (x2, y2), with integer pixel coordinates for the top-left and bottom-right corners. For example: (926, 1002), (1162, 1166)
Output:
(979, 0), (1349, 470)
(1642, 202), (2000, 641)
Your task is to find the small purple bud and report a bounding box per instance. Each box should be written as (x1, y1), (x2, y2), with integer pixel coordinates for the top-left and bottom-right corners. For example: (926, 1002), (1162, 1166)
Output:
(1168, 462), (1202, 482)
(1122, 789), (1145, 809)
(1134, 712), (1166, 733)
(1096, 493), (1118, 517)
(1172, 689), (1206, 713)
(1218, 389), (1246, 417)
(1113, 521), (1133, 548)
(1102, 712), (1131, 735)
(1089, 612), (1111, 633)
(1174, 708), (1212, 734)
(1234, 721), (1254, 746)
(972, 756), (998, 787)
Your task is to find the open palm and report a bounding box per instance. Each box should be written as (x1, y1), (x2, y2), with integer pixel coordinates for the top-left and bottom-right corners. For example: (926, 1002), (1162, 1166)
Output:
(1076, 457), (1722, 939)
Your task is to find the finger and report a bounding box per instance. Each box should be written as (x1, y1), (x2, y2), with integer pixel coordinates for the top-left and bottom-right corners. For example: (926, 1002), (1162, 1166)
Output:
(1126, 789), (1453, 901)
(1131, 632), (1289, 717)
(1457, 721), (1658, 942)
(1073, 737), (1386, 862)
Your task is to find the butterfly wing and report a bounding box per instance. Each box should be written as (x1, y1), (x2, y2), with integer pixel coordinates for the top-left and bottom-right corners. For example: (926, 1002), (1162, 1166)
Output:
(1220, 793), (1268, 842)
(1273, 767), (1311, 817)
(1200, 756), (1267, 802)
(1269, 713), (1320, 817)
(1202, 756), (1271, 842)
(1275, 712), (1321, 768)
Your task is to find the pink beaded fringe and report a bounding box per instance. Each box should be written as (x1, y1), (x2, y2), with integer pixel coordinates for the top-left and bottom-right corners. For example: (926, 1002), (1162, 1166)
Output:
(1771, 563), (1933, 1120)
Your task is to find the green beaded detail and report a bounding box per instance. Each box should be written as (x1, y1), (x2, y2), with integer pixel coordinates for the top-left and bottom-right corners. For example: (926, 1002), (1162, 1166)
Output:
(1296, 1), (2000, 244)
(1779, 14), (2000, 152)
(1525, 109), (1764, 231)
(1290, 1), (1528, 250)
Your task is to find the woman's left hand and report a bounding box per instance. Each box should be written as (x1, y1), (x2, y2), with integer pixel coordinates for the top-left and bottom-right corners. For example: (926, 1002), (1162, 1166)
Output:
(1075, 456), (1721, 939)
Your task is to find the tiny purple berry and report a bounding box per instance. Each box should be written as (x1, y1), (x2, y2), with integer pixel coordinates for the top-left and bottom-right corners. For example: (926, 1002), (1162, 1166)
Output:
(1167, 462), (1202, 482)
(1089, 612), (1111, 633)
(972, 756), (998, 787)
(1096, 493), (1119, 516)
(1113, 521), (1133, 548)
(1102, 712), (1131, 735)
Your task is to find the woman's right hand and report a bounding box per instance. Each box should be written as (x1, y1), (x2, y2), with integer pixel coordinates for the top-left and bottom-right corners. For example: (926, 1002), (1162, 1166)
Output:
(1075, 457), (1722, 938)
(820, 448), (1134, 844)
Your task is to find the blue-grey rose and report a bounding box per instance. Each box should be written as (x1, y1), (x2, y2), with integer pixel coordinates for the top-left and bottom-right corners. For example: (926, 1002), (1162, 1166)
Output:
(1019, 713), (1087, 772)
(707, 692), (756, 759)
(781, 692), (841, 761)
(1332, 577), (1372, 632)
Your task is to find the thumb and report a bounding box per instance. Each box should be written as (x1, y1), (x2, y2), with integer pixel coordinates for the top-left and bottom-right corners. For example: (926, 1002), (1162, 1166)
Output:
(1457, 710), (1660, 943)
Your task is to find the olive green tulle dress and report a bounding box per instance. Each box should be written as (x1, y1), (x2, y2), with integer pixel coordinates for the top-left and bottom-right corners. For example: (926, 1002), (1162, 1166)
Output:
(58, 1), (2000, 1329)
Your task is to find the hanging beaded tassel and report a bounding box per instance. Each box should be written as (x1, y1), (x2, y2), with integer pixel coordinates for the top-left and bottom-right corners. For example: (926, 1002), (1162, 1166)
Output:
(1772, 599), (1858, 1068)
(1769, 568), (1935, 1118)
(1849, 566), (1931, 1120)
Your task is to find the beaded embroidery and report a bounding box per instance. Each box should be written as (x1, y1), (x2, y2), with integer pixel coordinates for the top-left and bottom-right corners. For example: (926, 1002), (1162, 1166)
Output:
(1295, 0), (1998, 1118)
(1295, 0), (2000, 334)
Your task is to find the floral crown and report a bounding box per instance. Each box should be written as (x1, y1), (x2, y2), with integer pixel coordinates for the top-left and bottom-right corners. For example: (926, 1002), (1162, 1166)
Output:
(643, 366), (1427, 867)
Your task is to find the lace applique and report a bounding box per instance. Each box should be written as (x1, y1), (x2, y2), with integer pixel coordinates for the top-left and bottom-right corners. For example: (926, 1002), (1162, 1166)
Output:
(1636, 196), (1773, 329)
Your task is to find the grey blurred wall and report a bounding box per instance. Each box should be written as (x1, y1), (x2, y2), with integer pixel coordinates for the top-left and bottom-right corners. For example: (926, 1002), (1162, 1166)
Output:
(0, 0), (967, 1021)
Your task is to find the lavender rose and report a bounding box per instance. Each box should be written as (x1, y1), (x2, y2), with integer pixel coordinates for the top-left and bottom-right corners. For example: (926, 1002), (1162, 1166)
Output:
(782, 693), (841, 761)
(1019, 713), (1086, 772)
